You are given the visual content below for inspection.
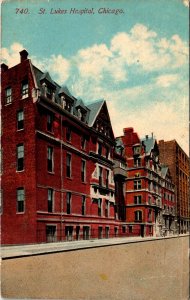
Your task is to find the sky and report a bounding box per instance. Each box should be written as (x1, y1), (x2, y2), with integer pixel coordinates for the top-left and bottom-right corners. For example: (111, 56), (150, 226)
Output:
(2, 0), (189, 154)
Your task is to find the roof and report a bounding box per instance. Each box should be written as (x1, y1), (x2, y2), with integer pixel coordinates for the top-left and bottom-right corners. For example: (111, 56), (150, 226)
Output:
(115, 137), (124, 148)
(161, 166), (168, 178)
(59, 85), (75, 99)
(40, 72), (56, 86)
(31, 64), (114, 136)
(141, 137), (156, 154)
(87, 99), (105, 127)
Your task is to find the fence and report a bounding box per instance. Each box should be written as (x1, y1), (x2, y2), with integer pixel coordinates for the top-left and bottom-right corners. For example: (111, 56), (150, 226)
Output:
(37, 227), (142, 243)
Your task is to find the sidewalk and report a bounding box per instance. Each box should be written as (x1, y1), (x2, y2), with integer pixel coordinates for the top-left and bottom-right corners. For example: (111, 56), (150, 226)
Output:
(1, 234), (186, 259)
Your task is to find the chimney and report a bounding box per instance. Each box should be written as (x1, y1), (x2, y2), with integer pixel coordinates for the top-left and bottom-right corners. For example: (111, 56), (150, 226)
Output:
(1, 63), (8, 72)
(20, 49), (28, 62)
(123, 127), (134, 136)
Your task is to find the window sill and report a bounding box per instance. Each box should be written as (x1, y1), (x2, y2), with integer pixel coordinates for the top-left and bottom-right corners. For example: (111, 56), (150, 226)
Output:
(4, 102), (12, 106)
(16, 170), (24, 173)
(48, 171), (55, 175)
(16, 212), (25, 214)
(21, 96), (29, 100)
(66, 177), (73, 180)
(17, 129), (24, 132)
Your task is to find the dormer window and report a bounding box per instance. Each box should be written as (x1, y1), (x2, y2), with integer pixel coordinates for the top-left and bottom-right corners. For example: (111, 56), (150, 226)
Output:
(61, 95), (66, 108)
(78, 108), (82, 120)
(40, 72), (56, 101)
(22, 80), (29, 99)
(46, 86), (53, 98)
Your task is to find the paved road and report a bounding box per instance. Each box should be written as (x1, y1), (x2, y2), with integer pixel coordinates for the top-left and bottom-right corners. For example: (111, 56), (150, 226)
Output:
(1, 235), (189, 300)
(1, 234), (186, 259)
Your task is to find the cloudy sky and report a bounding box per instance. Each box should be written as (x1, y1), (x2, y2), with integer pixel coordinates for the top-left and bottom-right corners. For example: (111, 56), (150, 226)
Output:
(2, 0), (189, 153)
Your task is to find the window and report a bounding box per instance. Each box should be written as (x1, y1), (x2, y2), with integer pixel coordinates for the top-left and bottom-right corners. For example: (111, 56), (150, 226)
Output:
(98, 142), (102, 155)
(105, 147), (109, 159)
(46, 225), (56, 242)
(47, 114), (53, 132)
(66, 192), (71, 214)
(66, 153), (72, 178)
(22, 80), (29, 99)
(105, 200), (109, 217)
(0, 189), (3, 214)
(105, 227), (109, 238)
(99, 166), (103, 186)
(47, 146), (53, 172)
(134, 180), (141, 190)
(17, 188), (25, 213)
(122, 226), (126, 233)
(48, 189), (53, 212)
(114, 227), (118, 237)
(46, 86), (53, 99)
(148, 209), (152, 222)
(128, 225), (133, 233)
(5, 87), (12, 104)
(134, 195), (142, 204)
(98, 227), (102, 239)
(149, 226), (153, 234)
(17, 110), (24, 130)
(81, 136), (86, 150)
(134, 210), (142, 221)
(82, 196), (86, 215)
(133, 146), (140, 155)
(134, 157), (141, 167)
(0, 148), (3, 175)
(106, 170), (109, 188)
(83, 226), (90, 240)
(66, 127), (71, 142)
(81, 160), (86, 182)
(98, 198), (102, 216)
(17, 144), (24, 171)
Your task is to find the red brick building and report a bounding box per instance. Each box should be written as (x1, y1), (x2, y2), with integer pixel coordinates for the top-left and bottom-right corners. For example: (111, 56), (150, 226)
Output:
(120, 128), (176, 237)
(1, 50), (126, 245)
(158, 140), (190, 233)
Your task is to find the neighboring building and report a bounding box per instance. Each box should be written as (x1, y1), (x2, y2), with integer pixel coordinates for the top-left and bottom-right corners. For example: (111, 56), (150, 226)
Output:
(161, 166), (176, 235)
(113, 138), (127, 227)
(120, 128), (176, 237)
(1, 50), (120, 245)
(158, 140), (190, 233)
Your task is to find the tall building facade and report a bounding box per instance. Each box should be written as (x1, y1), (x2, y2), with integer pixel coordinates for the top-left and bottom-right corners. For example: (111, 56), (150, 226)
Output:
(1, 50), (123, 245)
(1, 50), (182, 245)
(120, 128), (176, 237)
(158, 140), (190, 233)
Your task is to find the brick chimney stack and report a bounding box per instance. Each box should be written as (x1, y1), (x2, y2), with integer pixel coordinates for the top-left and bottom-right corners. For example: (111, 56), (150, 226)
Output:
(20, 49), (28, 62)
(1, 63), (9, 73)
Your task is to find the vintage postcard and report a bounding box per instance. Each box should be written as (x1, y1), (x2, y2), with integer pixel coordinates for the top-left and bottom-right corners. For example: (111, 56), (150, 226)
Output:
(1, 0), (189, 299)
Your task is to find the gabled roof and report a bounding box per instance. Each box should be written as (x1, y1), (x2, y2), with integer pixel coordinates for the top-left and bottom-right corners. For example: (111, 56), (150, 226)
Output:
(87, 99), (105, 127)
(75, 98), (87, 111)
(40, 72), (56, 87)
(141, 137), (156, 155)
(59, 85), (75, 99)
